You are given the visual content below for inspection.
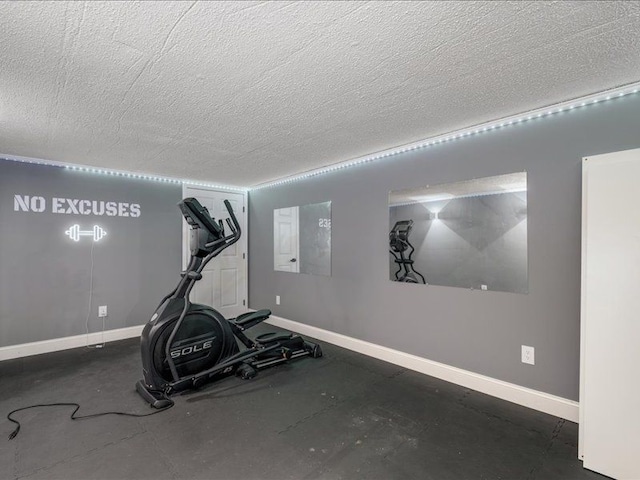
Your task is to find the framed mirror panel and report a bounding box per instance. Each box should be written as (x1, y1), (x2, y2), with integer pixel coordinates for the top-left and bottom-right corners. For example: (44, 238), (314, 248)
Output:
(389, 172), (527, 293)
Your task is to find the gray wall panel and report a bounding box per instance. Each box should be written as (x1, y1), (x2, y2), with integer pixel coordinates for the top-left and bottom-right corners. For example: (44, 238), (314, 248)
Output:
(0, 161), (182, 347)
(248, 95), (640, 400)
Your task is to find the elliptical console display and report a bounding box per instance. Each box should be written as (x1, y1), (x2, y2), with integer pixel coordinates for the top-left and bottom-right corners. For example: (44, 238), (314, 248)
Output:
(136, 198), (322, 408)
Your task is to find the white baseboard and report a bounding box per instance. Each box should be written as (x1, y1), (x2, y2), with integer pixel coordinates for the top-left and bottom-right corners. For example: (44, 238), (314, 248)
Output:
(266, 315), (579, 422)
(0, 325), (144, 361)
(1, 316), (579, 422)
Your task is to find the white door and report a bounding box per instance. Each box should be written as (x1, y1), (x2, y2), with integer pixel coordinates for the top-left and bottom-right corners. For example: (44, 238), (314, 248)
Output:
(580, 148), (640, 479)
(274, 206), (299, 272)
(183, 187), (247, 319)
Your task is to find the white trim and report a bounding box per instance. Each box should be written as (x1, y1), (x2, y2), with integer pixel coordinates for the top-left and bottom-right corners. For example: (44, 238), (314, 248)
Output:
(1, 314), (580, 422)
(0, 325), (144, 361)
(267, 315), (579, 422)
(579, 155), (590, 458)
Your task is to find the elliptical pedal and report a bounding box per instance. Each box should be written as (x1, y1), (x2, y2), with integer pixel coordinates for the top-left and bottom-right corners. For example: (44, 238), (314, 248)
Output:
(255, 332), (293, 345)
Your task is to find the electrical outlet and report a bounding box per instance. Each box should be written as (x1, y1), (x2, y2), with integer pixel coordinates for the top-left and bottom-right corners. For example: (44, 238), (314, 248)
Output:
(521, 345), (535, 365)
(481, 284), (488, 291)
(98, 305), (107, 318)
(276, 295), (280, 305)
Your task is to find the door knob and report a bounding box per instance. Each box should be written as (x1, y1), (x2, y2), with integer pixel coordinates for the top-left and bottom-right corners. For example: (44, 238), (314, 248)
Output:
(290, 258), (297, 262)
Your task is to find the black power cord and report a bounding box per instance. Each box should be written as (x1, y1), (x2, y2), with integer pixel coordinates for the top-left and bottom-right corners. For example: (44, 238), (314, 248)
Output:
(7, 400), (174, 440)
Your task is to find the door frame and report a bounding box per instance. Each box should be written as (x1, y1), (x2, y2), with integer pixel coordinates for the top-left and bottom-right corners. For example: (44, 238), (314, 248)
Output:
(181, 184), (248, 310)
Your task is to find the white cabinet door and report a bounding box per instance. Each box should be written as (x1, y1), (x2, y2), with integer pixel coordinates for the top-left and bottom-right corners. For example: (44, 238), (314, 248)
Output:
(580, 148), (640, 479)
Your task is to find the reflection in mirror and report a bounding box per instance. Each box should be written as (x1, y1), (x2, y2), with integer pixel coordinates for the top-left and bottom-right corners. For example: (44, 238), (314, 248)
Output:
(274, 201), (331, 276)
(388, 172), (527, 293)
(389, 220), (426, 284)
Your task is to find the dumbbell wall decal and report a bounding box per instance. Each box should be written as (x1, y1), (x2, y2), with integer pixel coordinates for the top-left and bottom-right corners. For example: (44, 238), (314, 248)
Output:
(65, 225), (107, 242)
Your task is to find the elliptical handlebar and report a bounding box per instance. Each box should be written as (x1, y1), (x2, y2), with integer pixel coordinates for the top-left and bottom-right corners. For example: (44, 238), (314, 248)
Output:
(224, 199), (241, 240)
(179, 198), (241, 259)
(203, 200), (240, 250)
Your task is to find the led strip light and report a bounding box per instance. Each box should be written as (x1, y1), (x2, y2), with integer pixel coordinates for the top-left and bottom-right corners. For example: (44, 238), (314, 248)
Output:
(252, 80), (640, 190)
(2, 81), (638, 192)
(0, 154), (247, 193)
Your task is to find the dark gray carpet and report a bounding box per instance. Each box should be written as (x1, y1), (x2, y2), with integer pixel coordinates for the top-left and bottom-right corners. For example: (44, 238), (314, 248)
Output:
(0, 325), (606, 480)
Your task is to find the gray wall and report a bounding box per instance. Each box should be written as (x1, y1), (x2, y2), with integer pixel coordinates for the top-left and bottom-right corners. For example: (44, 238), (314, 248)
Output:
(0, 160), (182, 347)
(389, 192), (528, 293)
(249, 94), (640, 401)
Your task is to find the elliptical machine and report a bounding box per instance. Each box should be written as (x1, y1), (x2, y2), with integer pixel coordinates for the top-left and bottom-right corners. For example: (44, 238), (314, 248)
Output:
(136, 198), (322, 408)
(389, 220), (426, 284)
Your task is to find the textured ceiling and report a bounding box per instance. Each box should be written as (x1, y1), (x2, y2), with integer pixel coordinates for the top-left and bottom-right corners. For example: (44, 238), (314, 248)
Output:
(1, 1), (639, 187)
